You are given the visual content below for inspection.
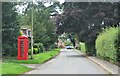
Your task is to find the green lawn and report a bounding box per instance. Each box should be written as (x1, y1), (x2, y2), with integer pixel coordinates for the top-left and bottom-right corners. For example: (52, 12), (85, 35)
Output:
(2, 63), (32, 75)
(2, 49), (60, 75)
(3, 49), (60, 64)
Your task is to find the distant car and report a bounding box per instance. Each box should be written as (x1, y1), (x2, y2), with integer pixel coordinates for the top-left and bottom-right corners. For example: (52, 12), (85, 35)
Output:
(65, 45), (74, 49)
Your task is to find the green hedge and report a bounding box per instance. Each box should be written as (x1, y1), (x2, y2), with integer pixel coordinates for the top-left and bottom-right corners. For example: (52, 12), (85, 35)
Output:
(79, 42), (86, 53)
(96, 27), (118, 63)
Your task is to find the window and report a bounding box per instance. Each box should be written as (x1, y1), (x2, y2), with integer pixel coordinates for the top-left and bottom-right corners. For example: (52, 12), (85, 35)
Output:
(28, 30), (31, 37)
(22, 29), (27, 35)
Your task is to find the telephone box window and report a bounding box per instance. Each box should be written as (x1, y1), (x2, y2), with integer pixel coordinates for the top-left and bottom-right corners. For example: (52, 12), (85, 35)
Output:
(20, 39), (24, 57)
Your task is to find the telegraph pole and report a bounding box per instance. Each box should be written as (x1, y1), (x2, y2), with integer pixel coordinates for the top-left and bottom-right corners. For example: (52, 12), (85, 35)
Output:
(31, 1), (34, 59)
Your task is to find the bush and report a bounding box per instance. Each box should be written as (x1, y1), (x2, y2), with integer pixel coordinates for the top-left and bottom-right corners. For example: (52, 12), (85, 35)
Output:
(28, 48), (39, 54)
(36, 43), (44, 53)
(96, 27), (118, 63)
(79, 42), (86, 53)
(29, 45), (39, 54)
(33, 44), (39, 48)
(33, 48), (39, 54)
(64, 41), (72, 46)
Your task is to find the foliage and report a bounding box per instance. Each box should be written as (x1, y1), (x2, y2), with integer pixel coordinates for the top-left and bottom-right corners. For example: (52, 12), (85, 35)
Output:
(19, 30), (23, 36)
(56, 2), (119, 42)
(2, 2), (20, 56)
(33, 7), (58, 51)
(29, 48), (39, 54)
(34, 43), (44, 53)
(55, 2), (119, 55)
(79, 42), (86, 53)
(2, 63), (32, 75)
(36, 43), (44, 52)
(19, 2), (59, 51)
(64, 41), (72, 46)
(33, 48), (39, 54)
(96, 27), (119, 63)
(4, 50), (60, 64)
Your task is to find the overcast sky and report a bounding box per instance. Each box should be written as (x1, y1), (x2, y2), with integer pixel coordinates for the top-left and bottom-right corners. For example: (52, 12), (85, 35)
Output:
(16, 0), (64, 14)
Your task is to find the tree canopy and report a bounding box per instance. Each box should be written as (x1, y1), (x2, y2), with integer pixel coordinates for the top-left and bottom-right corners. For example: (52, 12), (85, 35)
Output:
(56, 2), (119, 43)
(2, 2), (20, 56)
(18, 2), (60, 51)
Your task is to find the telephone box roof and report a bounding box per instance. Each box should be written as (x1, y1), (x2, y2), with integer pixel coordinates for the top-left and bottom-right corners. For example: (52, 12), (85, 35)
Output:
(18, 35), (28, 39)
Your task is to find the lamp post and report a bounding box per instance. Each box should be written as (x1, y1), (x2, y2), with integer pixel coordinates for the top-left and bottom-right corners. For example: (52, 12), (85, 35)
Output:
(31, 1), (34, 59)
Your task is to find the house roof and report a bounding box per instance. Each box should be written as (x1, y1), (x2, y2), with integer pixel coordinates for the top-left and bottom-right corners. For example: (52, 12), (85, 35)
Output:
(21, 25), (31, 29)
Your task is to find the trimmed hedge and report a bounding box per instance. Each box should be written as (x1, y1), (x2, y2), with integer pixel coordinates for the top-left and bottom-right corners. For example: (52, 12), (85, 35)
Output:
(96, 27), (118, 63)
(79, 42), (86, 53)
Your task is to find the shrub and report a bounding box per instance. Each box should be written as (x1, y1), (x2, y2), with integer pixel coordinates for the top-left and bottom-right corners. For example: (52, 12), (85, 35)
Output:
(28, 49), (31, 54)
(33, 44), (39, 48)
(28, 48), (39, 54)
(96, 27), (118, 63)
(36, 43), (44, 53)
(79, 42), (86, 53)
(64, 41), (72, 46)
(33, 44), (40, 54)
(33, 48), (39, 54)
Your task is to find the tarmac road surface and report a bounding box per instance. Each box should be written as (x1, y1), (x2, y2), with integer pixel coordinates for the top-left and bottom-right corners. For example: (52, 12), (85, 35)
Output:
(26, 49), (109, 74)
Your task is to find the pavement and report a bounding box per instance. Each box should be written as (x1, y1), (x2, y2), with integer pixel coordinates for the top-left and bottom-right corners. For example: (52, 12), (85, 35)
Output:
(76, 49), (119, 75)
(25, 49), (115, 74)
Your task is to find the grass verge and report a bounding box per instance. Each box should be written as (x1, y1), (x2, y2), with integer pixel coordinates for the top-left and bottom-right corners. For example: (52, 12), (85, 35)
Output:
(2, 49), (60, 75)
(2, 63), (32, 75)
(4, 49), (60, 64)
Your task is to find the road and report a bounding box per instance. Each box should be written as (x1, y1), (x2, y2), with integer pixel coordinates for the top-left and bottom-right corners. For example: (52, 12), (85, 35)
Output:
(26, 49), (109, 74)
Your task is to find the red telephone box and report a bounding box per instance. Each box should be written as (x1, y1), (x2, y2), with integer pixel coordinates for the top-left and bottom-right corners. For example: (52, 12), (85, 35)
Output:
(18, 35), (28, 60)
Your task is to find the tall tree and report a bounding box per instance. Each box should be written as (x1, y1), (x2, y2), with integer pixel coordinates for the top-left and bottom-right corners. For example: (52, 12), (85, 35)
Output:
(19, 2), (59, 51)
(2, 2), (20, 56)
(56, 2), (119, 55)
